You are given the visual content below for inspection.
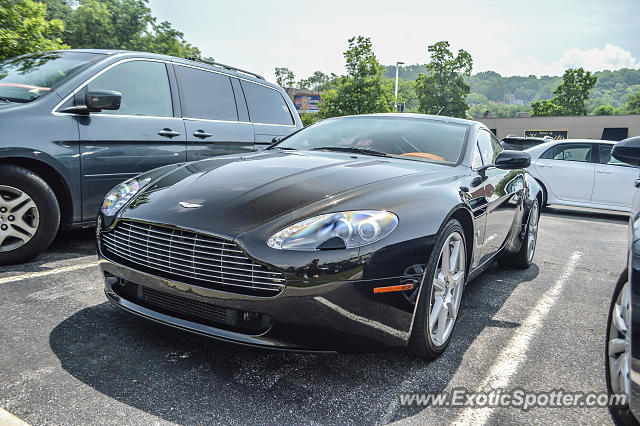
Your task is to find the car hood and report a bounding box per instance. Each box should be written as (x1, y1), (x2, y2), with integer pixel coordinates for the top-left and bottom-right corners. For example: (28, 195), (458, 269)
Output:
(121, 150), (447, 239)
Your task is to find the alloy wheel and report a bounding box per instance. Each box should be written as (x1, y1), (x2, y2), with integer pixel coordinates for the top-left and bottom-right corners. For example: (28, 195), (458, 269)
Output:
(428, 231), (466, 347)
(0, 185), (40, 252)
(527, 201), (540, 262)
(608, 281), (631, 398)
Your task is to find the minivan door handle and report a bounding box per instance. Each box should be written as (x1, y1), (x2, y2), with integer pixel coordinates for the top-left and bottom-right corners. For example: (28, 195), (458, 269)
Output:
(158, 128), (181, 138)
(193, 130), (213, 139)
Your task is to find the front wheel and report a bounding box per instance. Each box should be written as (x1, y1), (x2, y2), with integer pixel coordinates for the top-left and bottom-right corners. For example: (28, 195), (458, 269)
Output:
(408, 219), (467, 360)
(0, 164), (60, 265)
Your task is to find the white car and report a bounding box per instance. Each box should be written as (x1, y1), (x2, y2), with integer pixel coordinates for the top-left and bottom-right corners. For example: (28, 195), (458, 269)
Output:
(526, 139), (639, 212)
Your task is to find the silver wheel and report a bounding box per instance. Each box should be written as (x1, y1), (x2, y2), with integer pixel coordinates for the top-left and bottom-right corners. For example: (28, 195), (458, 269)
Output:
(608, 281), (631, 398)
(428, 231), (466, 347)
(527, 201), (539, 262)
(0, 185), (40, 252)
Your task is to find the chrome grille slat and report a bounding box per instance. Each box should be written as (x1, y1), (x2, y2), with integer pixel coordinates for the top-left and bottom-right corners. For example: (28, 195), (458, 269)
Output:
(102, 241), (282, 291)
(102, 234), (278, 278)
(101, 221), (286, 295)
(107, 228), (250, 260)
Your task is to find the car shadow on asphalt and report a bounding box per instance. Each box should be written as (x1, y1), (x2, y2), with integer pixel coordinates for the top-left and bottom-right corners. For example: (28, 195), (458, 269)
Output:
(542, 206), (628, 224)
(0, 229), (96, 275)
(48, 263), (538, 424)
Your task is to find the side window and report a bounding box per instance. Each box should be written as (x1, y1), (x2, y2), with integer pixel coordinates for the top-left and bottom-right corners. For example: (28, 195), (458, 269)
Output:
(175, 66), (238, 121)
(471, 142), (483, 169)
(490, 133), (503, 159)
(552, 144), (592, 162)
(477, 130), (495, 165)
(241, 81), (294, 125)
(540, 147), (554, 159)
(599, 144), (627, 166)
(88, 61), (172, 117)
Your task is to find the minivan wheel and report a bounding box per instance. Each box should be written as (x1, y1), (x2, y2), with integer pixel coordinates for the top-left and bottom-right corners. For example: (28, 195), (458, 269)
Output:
(0, 164), (60, 265)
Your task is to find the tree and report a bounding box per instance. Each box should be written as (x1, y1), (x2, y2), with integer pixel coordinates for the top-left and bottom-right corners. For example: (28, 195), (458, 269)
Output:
(531, 67), (597, 116)
(318, 36), (393, 118)
(0, 0), (68, 60)
(591, 104), (615, 115)
(414, 41), (473, 118)
(552, 68), (597, 115)
(274, 67), (295, 88)
(298, 71), (329, 91)
(624, 92), (640, 114)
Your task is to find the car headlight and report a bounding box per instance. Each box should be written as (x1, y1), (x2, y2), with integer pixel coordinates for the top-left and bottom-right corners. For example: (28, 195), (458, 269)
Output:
(267, 210), (398, 250)
(100, 177), (150, 216)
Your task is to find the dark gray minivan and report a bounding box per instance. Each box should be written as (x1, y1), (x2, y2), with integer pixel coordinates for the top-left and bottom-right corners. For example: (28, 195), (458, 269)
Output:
(0, 49), (302, 264)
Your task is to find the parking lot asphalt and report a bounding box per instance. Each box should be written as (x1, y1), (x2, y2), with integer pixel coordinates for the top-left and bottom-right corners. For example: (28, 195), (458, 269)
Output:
(0, 207), (629, 425)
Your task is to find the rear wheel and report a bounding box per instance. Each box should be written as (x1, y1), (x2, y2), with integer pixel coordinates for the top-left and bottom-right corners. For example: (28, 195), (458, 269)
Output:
(0, 164), (60, 265)
(408, 219), (466, 360)
(500, 199), (539, 269)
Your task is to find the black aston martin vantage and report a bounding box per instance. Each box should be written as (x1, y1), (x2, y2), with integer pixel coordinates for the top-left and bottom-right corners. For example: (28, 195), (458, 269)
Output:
(97, 113), (542, 359)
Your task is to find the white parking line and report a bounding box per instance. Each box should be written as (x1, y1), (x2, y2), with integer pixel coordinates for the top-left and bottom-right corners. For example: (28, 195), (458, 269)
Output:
(0, 407), (29, 425)
(453, 251), (582, 426)
(0, 262), (97, 285)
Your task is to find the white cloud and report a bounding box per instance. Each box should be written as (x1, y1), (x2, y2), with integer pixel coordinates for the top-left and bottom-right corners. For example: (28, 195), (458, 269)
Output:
(555, 44), (639, 72)
(484, 44), (640, 77)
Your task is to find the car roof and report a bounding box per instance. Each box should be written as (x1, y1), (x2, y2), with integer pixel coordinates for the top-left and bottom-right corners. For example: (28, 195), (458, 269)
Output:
(526, 138), (618, 155)
(339, 113), (479, 127)
(48, 49), (270, 86)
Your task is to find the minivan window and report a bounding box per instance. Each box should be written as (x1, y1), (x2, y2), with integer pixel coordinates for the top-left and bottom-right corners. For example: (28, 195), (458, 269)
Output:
(0, 51), (102, 103)
(241, 81), (294, 125)
(88, 60), (173, 117)
(175, 66), (238, 121)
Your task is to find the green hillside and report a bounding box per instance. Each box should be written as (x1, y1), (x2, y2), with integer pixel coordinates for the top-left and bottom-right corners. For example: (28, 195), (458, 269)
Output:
(383, 65), (640, 117)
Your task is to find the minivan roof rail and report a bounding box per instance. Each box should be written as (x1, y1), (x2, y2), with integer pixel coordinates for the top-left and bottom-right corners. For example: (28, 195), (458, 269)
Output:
(183, 57), (266, 80)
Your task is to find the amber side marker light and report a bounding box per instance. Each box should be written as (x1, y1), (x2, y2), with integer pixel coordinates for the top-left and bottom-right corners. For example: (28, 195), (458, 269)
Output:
(373, 283), (414, 294)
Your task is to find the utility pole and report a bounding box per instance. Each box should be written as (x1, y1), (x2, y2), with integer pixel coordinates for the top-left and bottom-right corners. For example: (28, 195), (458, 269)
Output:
(394, 61), (404, 111)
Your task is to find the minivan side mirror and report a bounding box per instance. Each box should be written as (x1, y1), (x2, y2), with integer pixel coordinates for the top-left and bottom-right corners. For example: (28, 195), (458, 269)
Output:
(60, 88), (122, 114)
(495, 150), (531, 169)
(85, 90), (121, 111)
(612, 136), (640, 167)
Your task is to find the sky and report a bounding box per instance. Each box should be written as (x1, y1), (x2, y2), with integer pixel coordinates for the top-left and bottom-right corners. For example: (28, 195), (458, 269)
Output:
(148, 0), (640, 82)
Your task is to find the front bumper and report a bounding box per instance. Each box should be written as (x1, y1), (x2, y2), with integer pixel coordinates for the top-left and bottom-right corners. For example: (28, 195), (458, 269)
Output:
(100, 257), (417, 352)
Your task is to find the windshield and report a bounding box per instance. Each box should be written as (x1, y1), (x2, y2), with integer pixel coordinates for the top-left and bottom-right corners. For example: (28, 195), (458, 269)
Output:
(273, 116), (470, 164)
(0, 51), (102, 103)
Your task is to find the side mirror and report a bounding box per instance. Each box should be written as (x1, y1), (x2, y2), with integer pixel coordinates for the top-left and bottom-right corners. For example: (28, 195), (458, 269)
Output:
(495, 150), (531, 169)
(85, 90), (121, 111)
(612, 136), (640, 167)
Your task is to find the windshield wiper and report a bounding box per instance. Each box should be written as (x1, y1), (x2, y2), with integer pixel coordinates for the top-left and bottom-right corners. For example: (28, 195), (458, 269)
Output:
(311, 146), (391, 158)
(0, 97), (13, 103)
(271, 146), (297, 151)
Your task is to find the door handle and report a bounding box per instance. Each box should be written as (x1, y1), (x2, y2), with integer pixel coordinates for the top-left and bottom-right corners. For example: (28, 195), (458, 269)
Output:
(193, 130), (213, 139)
(158, 128), (181, 138)
(538, 164), (552, 168)
(596, 170), (612, 174)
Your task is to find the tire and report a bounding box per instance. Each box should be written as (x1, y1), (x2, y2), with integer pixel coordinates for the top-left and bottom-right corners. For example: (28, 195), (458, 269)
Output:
(500, 199), (539, 269)
(537, 180), (548, 208)
(605, 270), (637, 425)
(408, 219), (467, 360)
(0, 164), (60, 265)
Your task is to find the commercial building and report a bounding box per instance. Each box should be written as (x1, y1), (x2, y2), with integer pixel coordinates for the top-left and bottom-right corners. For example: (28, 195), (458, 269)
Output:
(478, 114), (640, 141)
(285, 88), (322, 114)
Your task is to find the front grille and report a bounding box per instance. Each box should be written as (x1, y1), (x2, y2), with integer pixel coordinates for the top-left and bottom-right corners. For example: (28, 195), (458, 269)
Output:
(112, 279), (271, 334)
(101, 220), (285, 296)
